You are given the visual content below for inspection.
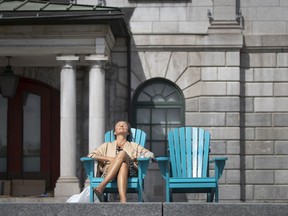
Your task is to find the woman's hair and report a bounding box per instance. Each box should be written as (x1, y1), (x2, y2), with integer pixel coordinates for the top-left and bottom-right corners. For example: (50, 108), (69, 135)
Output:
(114, 121), (132, 140)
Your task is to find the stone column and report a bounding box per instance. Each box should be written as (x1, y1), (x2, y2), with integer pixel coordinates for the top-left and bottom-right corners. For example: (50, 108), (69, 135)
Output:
(85, 55), (108, 152)
(54, 55), (80, 198)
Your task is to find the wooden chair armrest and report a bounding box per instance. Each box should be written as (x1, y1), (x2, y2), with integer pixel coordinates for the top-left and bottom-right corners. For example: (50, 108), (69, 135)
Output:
(80, 156), (94, 162)
(80, 157), (96, 179)
(137, 157), (151, 179)
(155, 157), (169, 162)
(209, 157), (228, 163)
(155, 157), (170, 179)
(209, 157), (228, 179)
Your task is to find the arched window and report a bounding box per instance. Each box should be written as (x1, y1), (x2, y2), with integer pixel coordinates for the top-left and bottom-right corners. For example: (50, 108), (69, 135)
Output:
(132, 78), (185, 156)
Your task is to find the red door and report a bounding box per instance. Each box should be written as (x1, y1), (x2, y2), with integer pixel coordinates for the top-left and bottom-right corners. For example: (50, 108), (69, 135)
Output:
(1, 77), (60, 191)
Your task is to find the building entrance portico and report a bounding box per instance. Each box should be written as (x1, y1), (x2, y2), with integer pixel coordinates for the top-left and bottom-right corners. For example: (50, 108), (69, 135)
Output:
(0, 3), (130, 197)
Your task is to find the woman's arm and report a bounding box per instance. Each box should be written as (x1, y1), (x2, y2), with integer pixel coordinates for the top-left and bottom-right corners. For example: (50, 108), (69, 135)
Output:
(91, 154), (114, 163)
(87, 142), (115, 163)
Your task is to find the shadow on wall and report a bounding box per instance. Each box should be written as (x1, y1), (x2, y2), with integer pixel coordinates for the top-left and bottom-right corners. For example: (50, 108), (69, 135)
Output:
(240, 44), (248, 202)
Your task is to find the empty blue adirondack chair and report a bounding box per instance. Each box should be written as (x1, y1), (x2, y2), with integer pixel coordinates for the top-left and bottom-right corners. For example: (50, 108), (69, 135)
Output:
(80, 128), (150, 202)
(156, 127), (227, 202)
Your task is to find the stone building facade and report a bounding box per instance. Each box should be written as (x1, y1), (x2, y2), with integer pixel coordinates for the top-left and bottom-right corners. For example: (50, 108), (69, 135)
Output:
(1, 0), (288, 202)
(107, 0), (288, 202)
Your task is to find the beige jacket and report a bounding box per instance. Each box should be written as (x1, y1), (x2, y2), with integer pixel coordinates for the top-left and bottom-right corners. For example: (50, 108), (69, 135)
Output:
(87, 141), (154, 177)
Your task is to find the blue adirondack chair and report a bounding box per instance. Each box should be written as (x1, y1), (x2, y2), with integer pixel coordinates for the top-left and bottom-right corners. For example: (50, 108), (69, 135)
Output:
(80, 128), (150, 202)
(156, 127), (227, 202)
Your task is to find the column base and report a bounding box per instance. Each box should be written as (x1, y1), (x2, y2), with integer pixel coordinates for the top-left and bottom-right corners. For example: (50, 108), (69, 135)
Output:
(54, 176), (80, 198)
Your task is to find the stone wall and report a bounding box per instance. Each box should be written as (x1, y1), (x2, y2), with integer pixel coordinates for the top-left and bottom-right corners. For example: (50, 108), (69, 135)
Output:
(236, 36), (288, 201)
(73, 0), (288, 202)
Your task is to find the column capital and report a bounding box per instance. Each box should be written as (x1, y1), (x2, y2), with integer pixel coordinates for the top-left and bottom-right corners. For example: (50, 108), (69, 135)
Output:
(85, 55), (108, 68)
(56, 55), (79, 62)
(56, 55), (80, 68)
(85, 54), (108, 62)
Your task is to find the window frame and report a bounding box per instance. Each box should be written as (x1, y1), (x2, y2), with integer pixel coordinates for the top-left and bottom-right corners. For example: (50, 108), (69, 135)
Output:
(132, 78), (185, 156)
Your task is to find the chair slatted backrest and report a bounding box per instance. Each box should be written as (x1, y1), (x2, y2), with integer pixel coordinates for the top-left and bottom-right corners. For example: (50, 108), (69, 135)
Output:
(168, 127), (210, 178)
(104, 128), (146, 147)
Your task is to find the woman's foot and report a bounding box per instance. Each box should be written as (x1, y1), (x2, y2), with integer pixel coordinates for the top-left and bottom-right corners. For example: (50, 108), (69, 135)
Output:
(93, 187), (104, 202)
(93, 187), (103, 195)
(120, 198), (127, 203)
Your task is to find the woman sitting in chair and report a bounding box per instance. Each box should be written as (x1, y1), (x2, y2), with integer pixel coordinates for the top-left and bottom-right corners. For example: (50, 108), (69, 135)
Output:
(87, 121), (154, 203)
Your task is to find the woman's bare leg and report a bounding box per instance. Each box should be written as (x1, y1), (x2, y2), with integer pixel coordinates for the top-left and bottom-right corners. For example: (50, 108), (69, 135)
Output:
(95, 151), (130, 194)
(117, 162), (129, 202)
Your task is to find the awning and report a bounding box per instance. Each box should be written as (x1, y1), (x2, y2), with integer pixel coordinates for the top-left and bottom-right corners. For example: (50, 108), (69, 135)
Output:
(0, 0), (131, 37)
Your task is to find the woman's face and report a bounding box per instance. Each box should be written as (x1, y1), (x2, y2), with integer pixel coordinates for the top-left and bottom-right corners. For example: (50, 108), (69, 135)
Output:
(114, 121), (130, 136)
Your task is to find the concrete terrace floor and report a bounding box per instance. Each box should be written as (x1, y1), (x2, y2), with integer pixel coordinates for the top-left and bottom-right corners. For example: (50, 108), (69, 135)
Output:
(1, 197), (288, 216)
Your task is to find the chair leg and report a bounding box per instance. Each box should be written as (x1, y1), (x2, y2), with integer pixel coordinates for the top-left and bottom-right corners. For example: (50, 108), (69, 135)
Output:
(211, 189), (215, 202)
(166, 187), (170, 202)
(207, 193), (210, 202)
(138, 184), (143, 202)
(215, 187), (219, 202)
(103, 193), (108, 202)
(137, 190), (143, 202)
(207, 189), (215, 202)
(90, 187), (94, 203)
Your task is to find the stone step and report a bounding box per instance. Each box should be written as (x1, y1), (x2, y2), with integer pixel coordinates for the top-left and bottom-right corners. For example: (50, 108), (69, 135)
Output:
(1, 202), (288, 216)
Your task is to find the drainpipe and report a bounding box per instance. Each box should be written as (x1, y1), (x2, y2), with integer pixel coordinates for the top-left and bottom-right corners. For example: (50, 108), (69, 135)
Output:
(127, 34), (132, 123)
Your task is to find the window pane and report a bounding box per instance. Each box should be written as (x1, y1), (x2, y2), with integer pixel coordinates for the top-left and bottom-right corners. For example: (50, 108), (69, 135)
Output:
(23, 157), (40, 172)
(151, 125), (166, 141)
(137, 109), (150, 124)
(23, 93), (41, 172)
(152, 141), (166, 156)
(162, 84), (175, 98)
(136, 125), (150, 141)
(144, 141), (151, 152)
(166, 92), (180, 102)
(152, 83), (165, 95)
(0, 96), (7, 172)
(143, 85), (155, 96)
(138, 92), (151, 101)
(152, 109), (166, 124)
(0, 158), (7, 172)
(164, 84), (180, 102)
(152, 95), (165, 102)
(167, 109), (181, 124)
